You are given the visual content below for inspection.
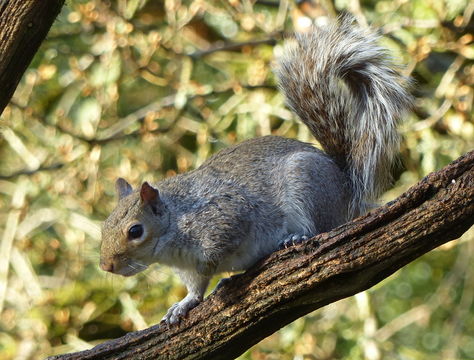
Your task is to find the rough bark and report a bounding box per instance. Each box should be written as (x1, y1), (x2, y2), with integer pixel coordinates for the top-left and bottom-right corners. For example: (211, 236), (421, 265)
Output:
(0, 0), (65, 114)
(49, 150), (474, 359)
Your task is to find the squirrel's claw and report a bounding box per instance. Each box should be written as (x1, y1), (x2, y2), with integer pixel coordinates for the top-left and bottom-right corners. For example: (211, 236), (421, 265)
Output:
(279, 234), (309, 249)
(162, 294), (201, 325)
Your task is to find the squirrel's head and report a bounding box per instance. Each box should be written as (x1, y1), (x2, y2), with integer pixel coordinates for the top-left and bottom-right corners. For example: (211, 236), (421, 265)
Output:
(99, 178), (169, 277)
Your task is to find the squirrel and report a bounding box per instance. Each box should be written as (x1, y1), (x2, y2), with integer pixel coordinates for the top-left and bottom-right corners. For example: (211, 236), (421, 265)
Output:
(99, 17), (412, 325)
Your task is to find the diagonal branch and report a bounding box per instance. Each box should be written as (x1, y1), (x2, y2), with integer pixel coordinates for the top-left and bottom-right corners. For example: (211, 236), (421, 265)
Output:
(49, 150), (474, 360)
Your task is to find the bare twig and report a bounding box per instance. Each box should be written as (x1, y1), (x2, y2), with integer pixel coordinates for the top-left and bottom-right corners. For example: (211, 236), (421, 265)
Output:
(0, 163), (64, 180)
(189, 36), (282, 59)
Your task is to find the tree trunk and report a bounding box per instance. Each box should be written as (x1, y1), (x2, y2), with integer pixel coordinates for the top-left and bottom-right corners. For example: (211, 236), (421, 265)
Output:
(0, 0), (65, 114)
(49, 150), (474, 359)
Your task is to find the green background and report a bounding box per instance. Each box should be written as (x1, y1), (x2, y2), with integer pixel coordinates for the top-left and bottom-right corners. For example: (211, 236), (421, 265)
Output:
(0, 0), (473, 359)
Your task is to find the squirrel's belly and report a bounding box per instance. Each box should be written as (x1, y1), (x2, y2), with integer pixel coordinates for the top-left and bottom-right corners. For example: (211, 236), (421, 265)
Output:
(216, 231), (284, 273)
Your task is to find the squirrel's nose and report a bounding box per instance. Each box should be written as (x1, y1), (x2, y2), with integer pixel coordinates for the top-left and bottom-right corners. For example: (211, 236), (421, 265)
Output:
(100, 259), (114, 273)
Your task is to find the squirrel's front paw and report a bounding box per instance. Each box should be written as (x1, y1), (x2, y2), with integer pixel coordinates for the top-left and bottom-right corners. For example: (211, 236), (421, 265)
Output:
(162, 295), (201, 325)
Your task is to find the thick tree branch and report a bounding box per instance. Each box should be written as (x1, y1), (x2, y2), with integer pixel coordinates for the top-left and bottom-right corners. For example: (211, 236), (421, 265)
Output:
(0, 0), (65, 115)
(50, 150), (474, 359)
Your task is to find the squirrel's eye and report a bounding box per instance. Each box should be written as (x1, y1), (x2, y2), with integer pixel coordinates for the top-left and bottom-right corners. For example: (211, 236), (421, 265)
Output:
(128, 224), (144, 240)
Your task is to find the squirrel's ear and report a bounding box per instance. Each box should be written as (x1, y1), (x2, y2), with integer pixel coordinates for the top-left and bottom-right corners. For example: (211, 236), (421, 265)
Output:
(116, 178), (133, 200)
(140, 182), (160, 205)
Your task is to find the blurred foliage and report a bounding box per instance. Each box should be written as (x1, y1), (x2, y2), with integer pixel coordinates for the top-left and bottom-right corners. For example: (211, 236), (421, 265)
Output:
(0, 0), (473, 359)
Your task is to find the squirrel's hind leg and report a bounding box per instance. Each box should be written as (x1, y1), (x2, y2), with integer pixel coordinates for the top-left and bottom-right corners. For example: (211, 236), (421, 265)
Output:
(279, 234), (310, 249)
(276, 151), (351, 236)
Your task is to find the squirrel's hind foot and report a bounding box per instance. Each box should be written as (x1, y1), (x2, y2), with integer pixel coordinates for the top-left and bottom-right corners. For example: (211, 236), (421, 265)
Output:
(279, 234), (310, 249)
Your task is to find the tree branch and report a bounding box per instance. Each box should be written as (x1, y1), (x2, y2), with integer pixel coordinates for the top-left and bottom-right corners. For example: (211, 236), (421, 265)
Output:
(188, 36), (280, 59)
(0, 0), (65, 115)
(0, 162), (64, 180)
(49, 150), (474, 359)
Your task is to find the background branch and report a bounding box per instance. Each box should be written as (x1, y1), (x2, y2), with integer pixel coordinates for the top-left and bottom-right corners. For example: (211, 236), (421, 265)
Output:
(0, 0), (65, 115)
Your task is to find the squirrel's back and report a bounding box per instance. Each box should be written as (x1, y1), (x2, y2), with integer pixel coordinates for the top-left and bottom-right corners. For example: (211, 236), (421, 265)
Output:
(275, 17), (413, 216)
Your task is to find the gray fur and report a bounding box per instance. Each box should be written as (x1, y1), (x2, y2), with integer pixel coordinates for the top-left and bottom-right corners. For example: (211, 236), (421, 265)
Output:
(100, 18), (412, 325)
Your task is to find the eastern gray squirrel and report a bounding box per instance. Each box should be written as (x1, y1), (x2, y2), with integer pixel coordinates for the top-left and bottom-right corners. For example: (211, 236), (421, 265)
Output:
(100, 17), (412, 325)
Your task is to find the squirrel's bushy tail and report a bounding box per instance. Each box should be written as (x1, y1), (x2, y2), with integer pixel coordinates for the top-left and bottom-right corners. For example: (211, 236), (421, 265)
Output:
(275, 16), (413, 217)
